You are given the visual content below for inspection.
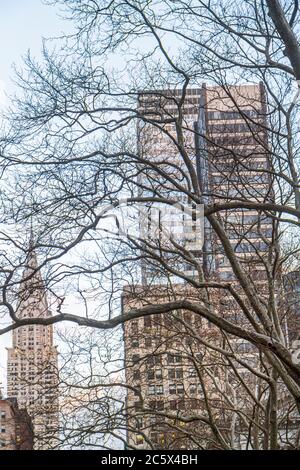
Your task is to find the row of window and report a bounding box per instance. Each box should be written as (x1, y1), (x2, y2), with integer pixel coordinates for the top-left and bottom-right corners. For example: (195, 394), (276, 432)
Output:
(211, 174), (270, 184)
(131, 353), (203, 366)
(148, 383), (203, 396)
(133, 368), (198, 381)
(130, 314), (202, 333)
(130, 335), (201, 349)
(207, 109), (260, 121)
(208, 135), (264, 146)
(208, 122), (262, 134)
(134, 398), (203, 412)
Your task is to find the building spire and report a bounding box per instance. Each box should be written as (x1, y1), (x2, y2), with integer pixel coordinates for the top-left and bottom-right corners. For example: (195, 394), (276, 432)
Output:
(29, 221), (34, 251)
(17, 229), (50, 319)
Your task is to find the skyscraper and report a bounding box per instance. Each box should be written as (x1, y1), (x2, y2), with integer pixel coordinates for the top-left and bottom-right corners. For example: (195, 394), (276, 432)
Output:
(196, 84), (273, 282)
(6, 241), (59, 449)
(137, 84), (272, 282)
(123, 84), (275, 449)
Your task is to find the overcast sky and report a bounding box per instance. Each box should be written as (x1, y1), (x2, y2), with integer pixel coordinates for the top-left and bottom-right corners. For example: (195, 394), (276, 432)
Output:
(0, 0), (71, 393)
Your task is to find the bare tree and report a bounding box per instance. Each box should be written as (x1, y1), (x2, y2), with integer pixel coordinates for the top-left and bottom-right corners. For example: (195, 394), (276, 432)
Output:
(0, 0), (299, 449)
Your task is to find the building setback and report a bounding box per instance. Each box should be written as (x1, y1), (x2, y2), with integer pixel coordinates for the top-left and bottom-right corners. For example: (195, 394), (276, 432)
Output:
(6, 242), (59, 449)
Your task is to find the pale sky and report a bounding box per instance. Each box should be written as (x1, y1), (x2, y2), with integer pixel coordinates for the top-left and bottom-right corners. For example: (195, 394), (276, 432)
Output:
(0, 0), (69, 91)
(0, 0), (71, 393)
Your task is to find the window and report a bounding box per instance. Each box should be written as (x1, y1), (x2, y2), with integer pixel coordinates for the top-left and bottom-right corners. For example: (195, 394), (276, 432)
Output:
(134, 401), (142, 411)
(168, 368), (183, 379)
(177, 400), (186, 410)
(148, 370), (155, 380)
(149, 400), (164, 411)
(131, 339), (139, 348)
(133, 371), (141, 381)
(148, 369), (162, 381)
(170, 400), (177, 410)
(195, 353), (203, 362)
(0, 412), (5, 419)
(167, 354), (182, 364)
(1, 428), (5, 434)
(149, 384), (164, 396)
(188, 368), (197, 378)
(131, 321), (138, 333)
(131, 354), (140, 364)
(184, 312), (192, 322)
(144, 316), (152, 328)
(145, 338), (152, 348)
(189, 398), (200, 410)
(169, 383), (184, 395)
(207, 109), (258, 121)
(135, 418), (143, 429)
(147, 355), (161, 367)
(208, 122), (261, 134)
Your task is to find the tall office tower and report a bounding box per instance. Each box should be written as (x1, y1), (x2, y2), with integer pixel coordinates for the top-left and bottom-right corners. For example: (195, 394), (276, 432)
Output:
(7, 243), (59, 449)
(124, 85), (274, 449)
(137, 88), (204, 282)
(138, 84), (272, 283)
(0, 395), (33, 450)
(196, 84), (273, 282)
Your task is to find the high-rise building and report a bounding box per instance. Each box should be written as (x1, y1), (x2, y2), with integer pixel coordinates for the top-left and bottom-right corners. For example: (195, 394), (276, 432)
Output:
(123, 285), (222, 449)
(0, 395), (33, 450)
(137, 84), (272, 282)
(123, 84), (276, 449)
(197, 84), (273, 282)
(137, 88), (204, 282)
(6, 242), (59, 449)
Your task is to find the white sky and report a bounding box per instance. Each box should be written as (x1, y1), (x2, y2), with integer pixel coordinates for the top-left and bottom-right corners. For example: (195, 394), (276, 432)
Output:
(0, 0), (71, 393)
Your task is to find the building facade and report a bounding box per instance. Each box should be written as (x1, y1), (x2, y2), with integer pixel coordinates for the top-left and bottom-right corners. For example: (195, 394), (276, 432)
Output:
(283, 270), (300, 343)
(137, 84), (272, 282)
(0, 395), (33, 450)
(123, 285), (224, 449)
(123, 84), (278, 449)
(6, 244), (59, 449)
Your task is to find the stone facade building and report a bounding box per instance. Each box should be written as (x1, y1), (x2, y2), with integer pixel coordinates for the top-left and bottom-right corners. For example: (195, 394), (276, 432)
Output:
(6, 243), (59, 449)
(0, 395), (33, 450)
